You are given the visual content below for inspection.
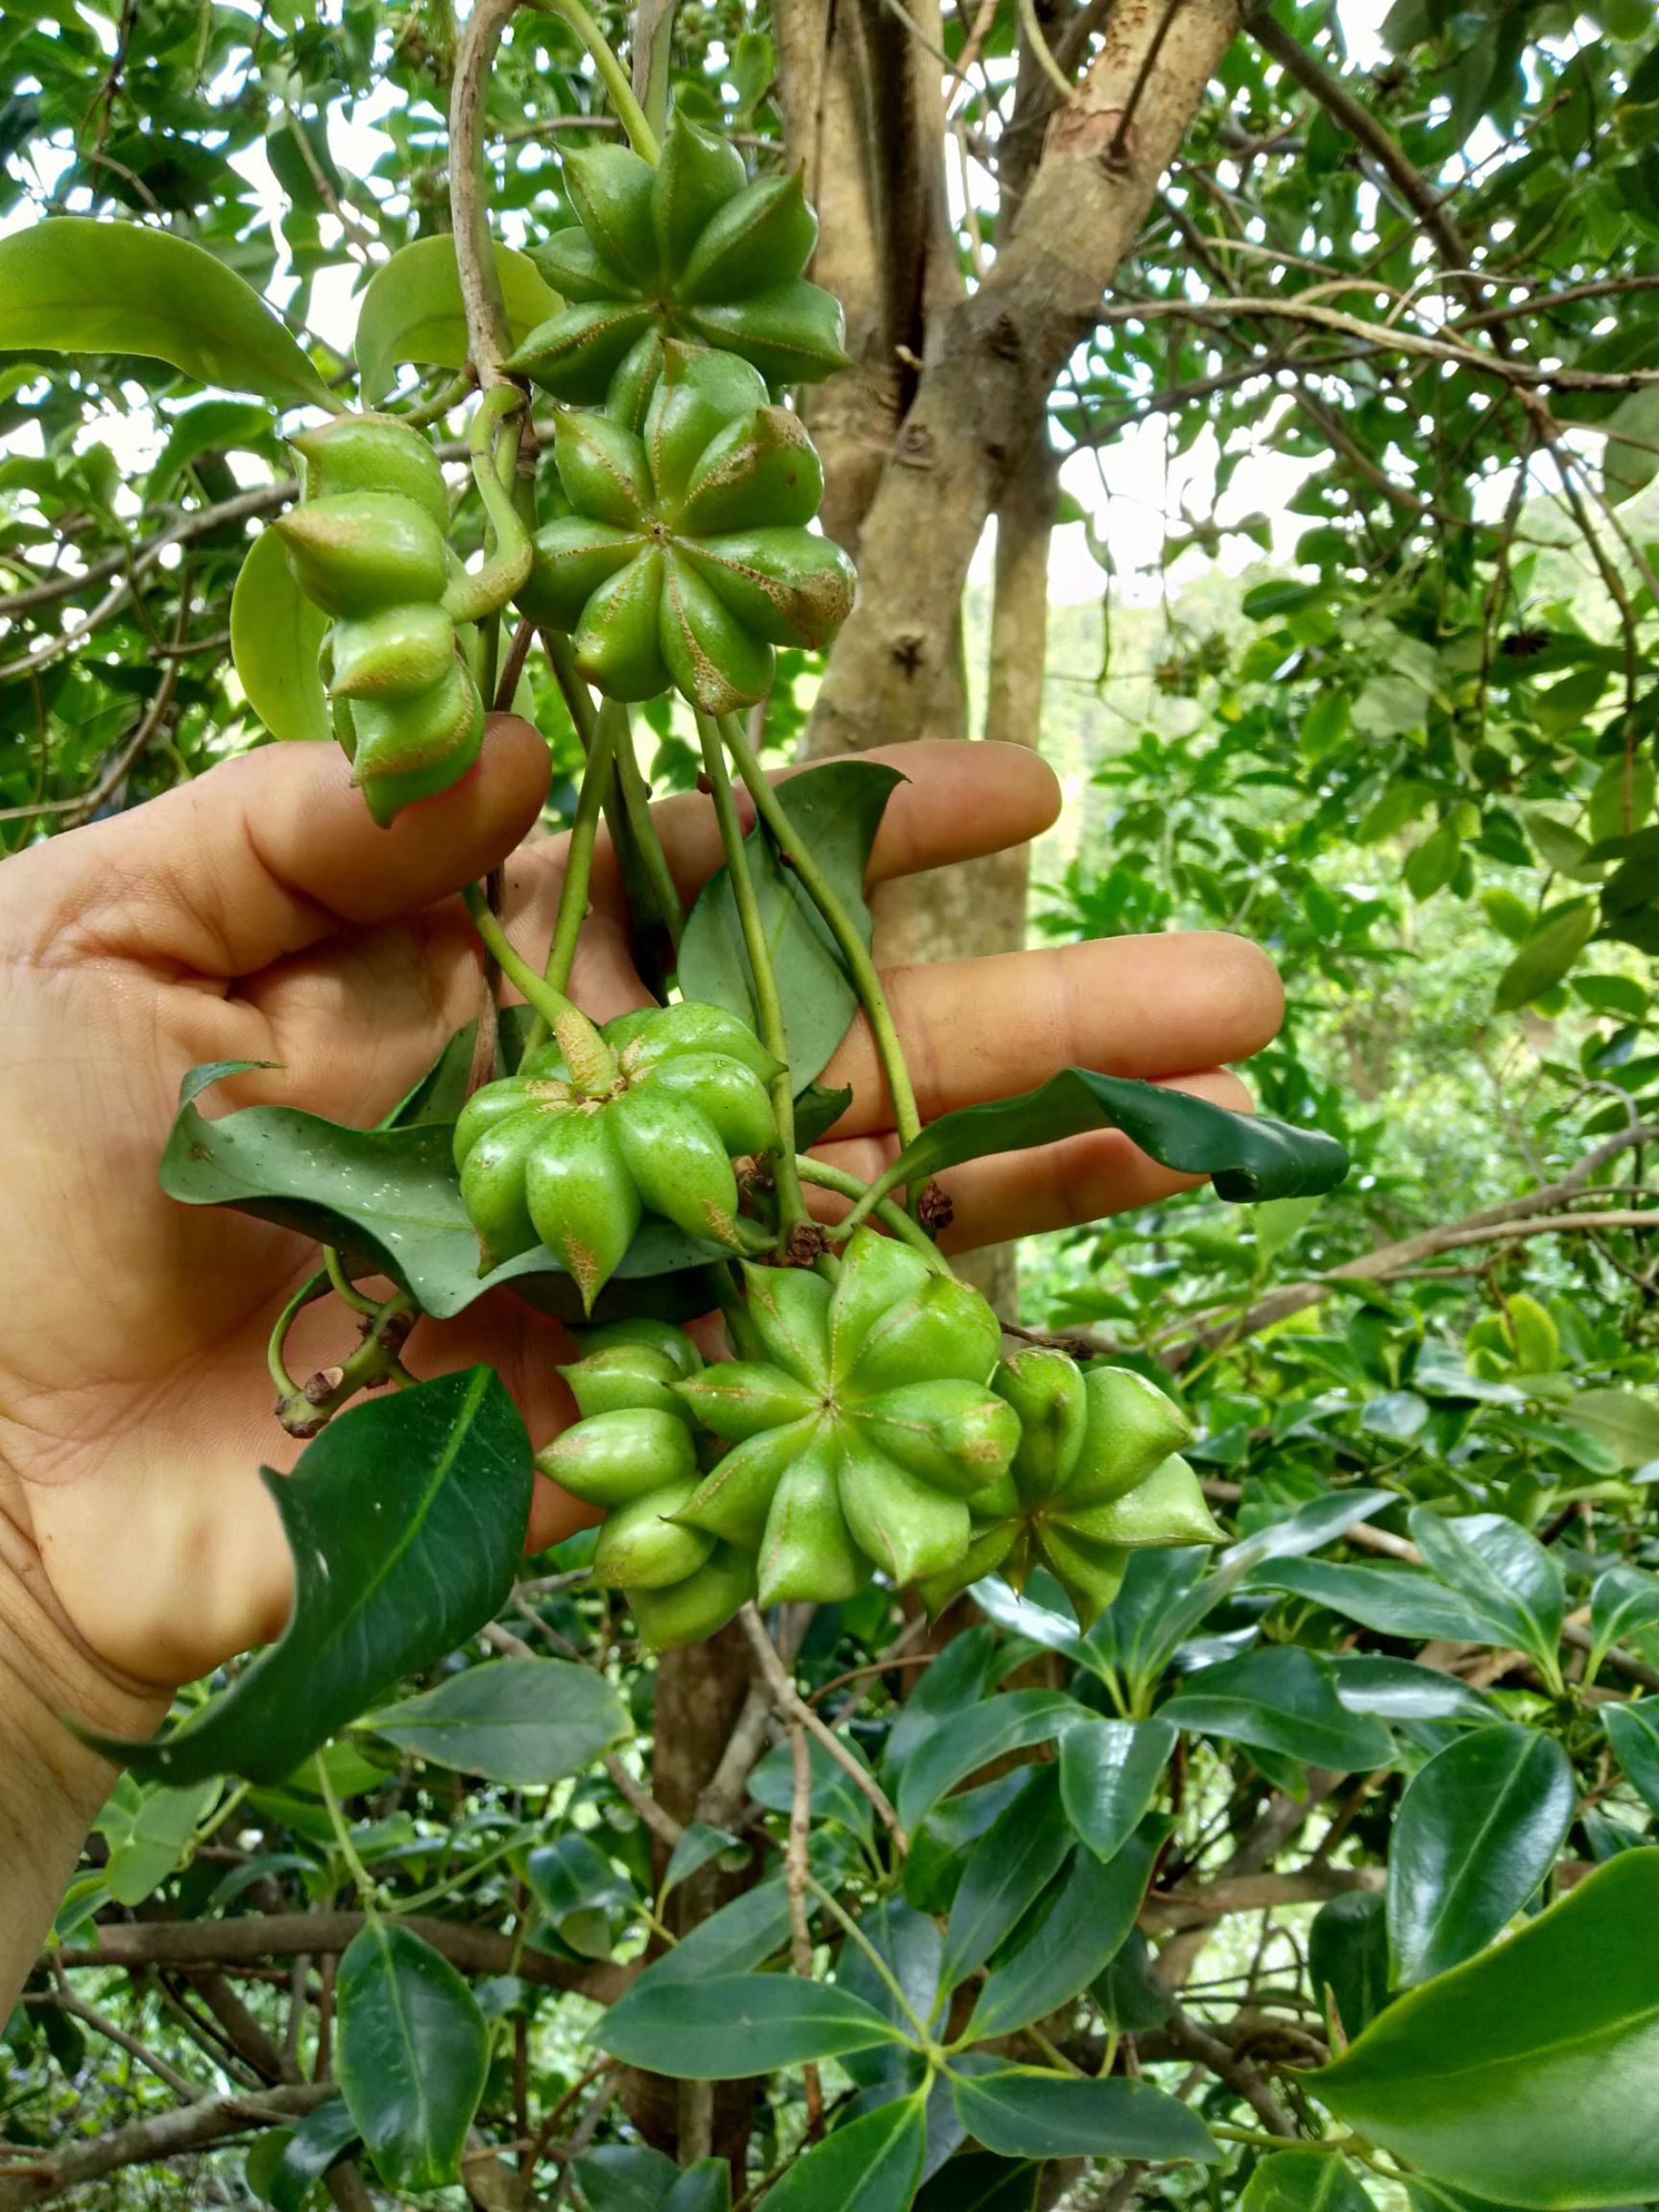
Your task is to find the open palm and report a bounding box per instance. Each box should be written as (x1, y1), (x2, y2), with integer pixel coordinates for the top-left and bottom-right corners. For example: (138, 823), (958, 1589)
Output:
(0, 718), (1279, 1741)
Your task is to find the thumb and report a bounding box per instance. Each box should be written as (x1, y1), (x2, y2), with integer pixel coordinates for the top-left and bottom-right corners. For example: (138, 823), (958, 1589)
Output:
(18, 717), (551, 978)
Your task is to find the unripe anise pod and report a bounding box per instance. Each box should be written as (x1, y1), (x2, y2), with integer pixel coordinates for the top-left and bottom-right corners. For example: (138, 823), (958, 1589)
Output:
(917, 1347), (1224, 1624)
(452, 1001), (781, 1308)
(270, 414), (486, 828)
(510, 112), (850, 404)
(515, 344), (854, 716)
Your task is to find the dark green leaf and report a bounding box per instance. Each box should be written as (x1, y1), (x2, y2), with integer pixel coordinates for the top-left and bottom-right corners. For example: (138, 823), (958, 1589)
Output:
(1241, 2152), (1378, 2212)
(1407, 1510), (1564, 1677)
(1161, 1648), (1395, 1773)
(1254, 1558), (1501, 1645)
(597, 1973), (903, 2079)
(865, 1068), (1349, 1213)
(895, 1690), (1088, 1834)
(361, 1659), (627, 1785)
(1388, 1724), (1575, 1987)
(1309, 1889), (1390, 2041)
(1313, 1849), (1659, 2205)
(80, 1371), (533, 1785)
(1602, 1701), (1659, 1812)
(572, 2144), (682, 2212)
(667, 2162), (733, 2212)
(1058, 1717), (1175, 1862)
(759, 2095), (926, 2211)
(939, 1766), (1073, 1993)
(679, 761), (903, 1090)
(950, 2068), (1217, 2163)
(0, 216), (332, 405)
(158, 1064), (725, 1321)
(914, 2154), (1041, 2212)
(526, 1833), (634, 1960)
(964, 1826), (1155, 2041)
(248, 2099), (360, 2211)
(336, 1922), (489, 2191)
(630, 1878), (793, 1987)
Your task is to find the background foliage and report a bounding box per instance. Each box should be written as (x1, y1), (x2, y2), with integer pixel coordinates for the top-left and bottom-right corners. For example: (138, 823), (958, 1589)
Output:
(2, 0), (1659, 2205)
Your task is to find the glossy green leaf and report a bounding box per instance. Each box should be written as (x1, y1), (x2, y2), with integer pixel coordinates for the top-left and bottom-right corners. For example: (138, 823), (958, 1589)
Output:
(526, 1832), (634, 1959)
(1161, 1647), (1395, 1773)
(572, 2143), (682, 2212)
(660, 1820), (748, 1900)
(1602, 1700), (1659, 1811)
(246, 2100), (361, 2211)
(950, 2067), (1217, 2163)
(1254, 1557), (1496, 1645)
(1309, 1888), (1390, 2041)
(938, 1765), (1073, 1993)
(1407, 1509), (1564, 1677)
(760, 2095), (926, 2211)
(1241, 2152), (1378, 2212)
(158, 1064), (725, 1321)
(360, 1658), (627, 1785)
(356, 235), (562, 403)
(678, 760), (904, 1089)
(1588, 1563), (1659, 1679)
(336, 1921), (489, 2190)
(1328, 1655), (1494, 1723)
(628, 1877), (793, 1987)
(1313, 1849), (1659, 2205)
(1058, 1717), (1175, 1862)
(597, 1973), (903, 2078)
(963, 1826), (1155, 2041)
(230, 522), (335, 745)
(914, 2154), (1041, 2211)
(0, 216), (334, 405)
(80, 1370), (533, 1785)
(868, 1067), (1350, 1212)
(894, 1690), (1088, 1834)
(1387, 1724), (1575, 1987)
(1220, 1491), (1393, 1578)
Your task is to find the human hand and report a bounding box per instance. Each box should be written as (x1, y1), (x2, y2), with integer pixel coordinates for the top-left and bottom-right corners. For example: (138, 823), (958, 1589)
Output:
(0, 721), (1279, 1766)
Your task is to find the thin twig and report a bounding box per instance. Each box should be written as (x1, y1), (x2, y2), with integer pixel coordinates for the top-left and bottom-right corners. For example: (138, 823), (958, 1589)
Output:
(737, 1605), (909, 1854)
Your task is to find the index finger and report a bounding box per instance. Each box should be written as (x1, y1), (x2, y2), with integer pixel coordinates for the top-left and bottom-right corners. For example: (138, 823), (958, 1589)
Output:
(635, 738), (1062, 901)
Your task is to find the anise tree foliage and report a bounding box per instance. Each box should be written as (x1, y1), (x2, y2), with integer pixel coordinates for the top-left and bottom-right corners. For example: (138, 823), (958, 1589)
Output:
(2, 0), (1659, 2207)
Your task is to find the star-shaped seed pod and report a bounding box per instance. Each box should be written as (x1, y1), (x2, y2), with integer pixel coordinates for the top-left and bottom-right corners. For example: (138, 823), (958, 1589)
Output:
(916, 1346), (1224, 1625)
(452, 1002), (780, 1308)
(273, 414), (486, 827)
(541, 1230), (1020, 1624)
(538, 1321), (759, 1650)
(517, 345), (854, 716)
(510, 111), (850, 404)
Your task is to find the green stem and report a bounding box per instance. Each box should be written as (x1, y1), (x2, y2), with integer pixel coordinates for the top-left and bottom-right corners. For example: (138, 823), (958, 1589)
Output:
(793, 1159), (951, 1271)
(539, 0), (661, 159)
(266, 1269), (331, 1401)
(696, 715), (806, 1238)
(804, 1875), (933, 2050)
(549, 703), (616, 985)
(396, 365), (475, 429)
(461, 881), (616, 1090)
(716, 711), (922, 1156)
(324, 1245), (380, 1316)
(445, 385), (534, 626)
(317, 1760), (378, 1913)
(613, 707), (685, 951)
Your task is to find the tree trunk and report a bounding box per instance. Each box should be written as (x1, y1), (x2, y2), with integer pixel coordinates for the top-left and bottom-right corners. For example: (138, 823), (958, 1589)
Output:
(806, 0), (1244, 757)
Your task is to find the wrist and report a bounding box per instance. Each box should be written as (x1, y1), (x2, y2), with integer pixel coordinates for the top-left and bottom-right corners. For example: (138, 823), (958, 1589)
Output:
(0, 1502), (168, 2014)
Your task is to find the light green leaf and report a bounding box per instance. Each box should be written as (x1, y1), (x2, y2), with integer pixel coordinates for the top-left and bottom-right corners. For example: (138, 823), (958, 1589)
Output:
(1313, 1849), (1659, 2206)
(1241, 2152), (1378, 2212)
(1571, 1388), (1659, 1470)
(1602, 1700), (1659, 1812)
(0, 216), (333, 407)
(337, 1921), (489, 2190)
(355, 235), (562, 404)
(361, 1658), (627, 1785)
(231, 524), (330, 745)
(1495, 900), (1598, 1010)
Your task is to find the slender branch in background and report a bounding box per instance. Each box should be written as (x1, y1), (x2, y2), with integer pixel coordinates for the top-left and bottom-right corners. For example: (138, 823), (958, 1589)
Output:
(604, 1754), (685, 1849)
(738, 1604), (909, 1853)
(449, 0), (524, 385)
(0, 2083), (338, 2211)
(786, 1723), (825, 2133)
